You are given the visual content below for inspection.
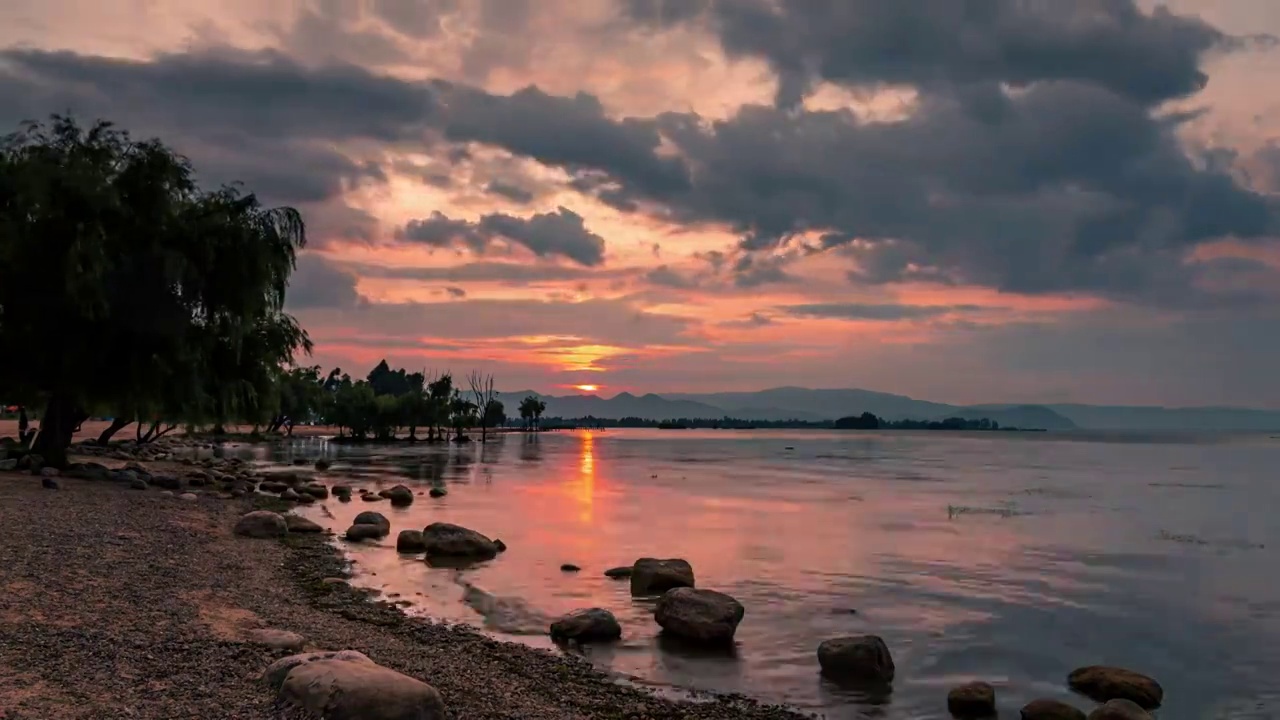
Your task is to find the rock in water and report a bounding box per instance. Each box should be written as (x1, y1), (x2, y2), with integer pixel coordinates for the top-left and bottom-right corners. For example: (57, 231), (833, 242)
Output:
(285, 515), (324, 534)
(817, 635), (895, 683)
(396, 529), (427, 553)
(1087, 699), (1151, 720)
(301, 483), (329, 499)
(1020, 699), (1086, 720)
(493, 538), (507, 552)
(234, 511), (288, 539)
(428, 486), (447, 498)
(630, 558), (695, 596)
(947, 681), (996, 718)
(353, 511), (391, 535)
(314, 458), (332, 471)
(422, 522), (498, 559)
(604, 566), (632, 579)
(550, 608), (622, 643)
(560, 563), (581, 572)
(1067, 666), (1162, 709)
(654, 587), (744, 644)
(346, 524), (386, 542)
(387, 485), (414, 506)
(276, 652), (446, 720)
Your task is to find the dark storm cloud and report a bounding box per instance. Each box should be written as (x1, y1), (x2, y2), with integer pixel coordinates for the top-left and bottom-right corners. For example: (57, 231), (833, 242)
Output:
(779, 303), (988, 321)
(623, 0), (1235, 108)
(400, 207), (606, 266)
(286, 254), (363, 309)
(3, 36), (1275, 306)
(484, 181), (535, 203)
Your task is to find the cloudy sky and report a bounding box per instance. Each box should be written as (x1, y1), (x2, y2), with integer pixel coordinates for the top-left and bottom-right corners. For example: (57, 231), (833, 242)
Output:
(3, 1), (1279, 406)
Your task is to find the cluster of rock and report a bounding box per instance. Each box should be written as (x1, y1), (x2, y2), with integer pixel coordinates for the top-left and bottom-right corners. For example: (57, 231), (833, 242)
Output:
(234, 510), (326, 538)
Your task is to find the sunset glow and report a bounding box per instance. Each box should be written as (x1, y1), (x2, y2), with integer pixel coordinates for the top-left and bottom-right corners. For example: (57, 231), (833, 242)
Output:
(4, 0), (1276, 406)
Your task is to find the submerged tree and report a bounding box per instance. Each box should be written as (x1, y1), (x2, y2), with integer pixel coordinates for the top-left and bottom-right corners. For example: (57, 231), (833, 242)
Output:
(0, 116), (310, 466)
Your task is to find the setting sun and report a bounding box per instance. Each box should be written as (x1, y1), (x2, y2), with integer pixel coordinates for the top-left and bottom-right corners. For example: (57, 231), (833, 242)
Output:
(574, 384), (600, 392)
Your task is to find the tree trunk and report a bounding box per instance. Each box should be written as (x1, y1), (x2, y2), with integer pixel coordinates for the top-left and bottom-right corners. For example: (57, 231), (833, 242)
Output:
(96, 416), (131, 445)
(31, 395), (86, 468)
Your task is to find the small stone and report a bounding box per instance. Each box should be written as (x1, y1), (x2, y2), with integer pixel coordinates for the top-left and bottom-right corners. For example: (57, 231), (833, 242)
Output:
(129, 478), (149, 490)
(387, 485), (414, 506)
(360, 493), (385, 502)
(947, 681), (996, 718)
(428, 486), (447, 498)
(41, 477), (59, 490)
(315, 458), (332, 471)
(354, 511), (390, 532)
(178, 492), (198, 501)
(560, 563), (581, 572)
(39, 466), (59, 478)
(604, 566), (632, 579)
(301, 483), (329, 499)
(1021, 699), (1086, 720)
(159, 490), (174, 497)
(280, 488), (300, 501)
(1067, 666), (1162, 709)
(1088, 699), (1151, 720)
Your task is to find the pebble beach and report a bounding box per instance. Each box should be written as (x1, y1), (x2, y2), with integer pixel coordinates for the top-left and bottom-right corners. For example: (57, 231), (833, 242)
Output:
(0, 455), (810, 720)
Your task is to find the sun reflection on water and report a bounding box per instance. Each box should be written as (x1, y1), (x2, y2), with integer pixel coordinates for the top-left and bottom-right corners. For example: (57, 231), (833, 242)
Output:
(569, 431), (596, 523)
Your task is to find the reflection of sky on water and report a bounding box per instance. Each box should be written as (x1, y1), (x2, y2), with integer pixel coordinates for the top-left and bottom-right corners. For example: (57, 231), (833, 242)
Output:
(245, 429), (1280, 720)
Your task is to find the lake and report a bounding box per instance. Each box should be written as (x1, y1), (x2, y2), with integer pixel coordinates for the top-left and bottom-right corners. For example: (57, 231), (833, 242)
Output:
(250, 429), (1278, 719)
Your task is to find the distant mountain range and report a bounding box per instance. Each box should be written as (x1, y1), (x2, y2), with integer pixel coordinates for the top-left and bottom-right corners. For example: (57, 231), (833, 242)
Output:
(494, 386), (1280, 431)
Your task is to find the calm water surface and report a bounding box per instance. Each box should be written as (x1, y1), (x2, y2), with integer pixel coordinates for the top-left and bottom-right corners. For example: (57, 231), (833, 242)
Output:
(248, 429), (1278, 719)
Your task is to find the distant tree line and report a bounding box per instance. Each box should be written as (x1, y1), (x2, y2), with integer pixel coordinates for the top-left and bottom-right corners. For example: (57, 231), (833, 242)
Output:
(535, 414), (1037, 432)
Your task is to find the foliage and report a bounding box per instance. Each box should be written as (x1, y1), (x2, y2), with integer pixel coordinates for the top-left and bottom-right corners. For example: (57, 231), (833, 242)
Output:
(0, 115), (310, 464)
(517, 395), (547, 431)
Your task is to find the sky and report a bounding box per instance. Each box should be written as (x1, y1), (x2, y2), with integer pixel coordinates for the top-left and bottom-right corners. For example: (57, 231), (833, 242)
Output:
(2, 1), (1279, 407)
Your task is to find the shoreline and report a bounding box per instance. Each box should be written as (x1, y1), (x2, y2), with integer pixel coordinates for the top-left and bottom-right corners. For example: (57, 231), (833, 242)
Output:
(0, 458), (811, 719)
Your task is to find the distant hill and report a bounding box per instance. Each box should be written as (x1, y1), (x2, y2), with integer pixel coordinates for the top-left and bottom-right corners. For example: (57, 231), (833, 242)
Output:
(492, 387), (1280, 431)
(950, 405), (1078, 431)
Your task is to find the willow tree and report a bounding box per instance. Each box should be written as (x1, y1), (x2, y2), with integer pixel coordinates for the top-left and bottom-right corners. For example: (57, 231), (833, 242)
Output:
(0, 116), (310, 466)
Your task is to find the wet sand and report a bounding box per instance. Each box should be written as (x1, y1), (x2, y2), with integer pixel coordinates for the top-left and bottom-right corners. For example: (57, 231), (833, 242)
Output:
(0, 463), (808, 719)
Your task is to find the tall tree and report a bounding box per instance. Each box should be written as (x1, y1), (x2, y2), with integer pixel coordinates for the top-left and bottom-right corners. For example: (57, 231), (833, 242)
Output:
(467, 371), (497, 443)
(0, 116), (309, 466)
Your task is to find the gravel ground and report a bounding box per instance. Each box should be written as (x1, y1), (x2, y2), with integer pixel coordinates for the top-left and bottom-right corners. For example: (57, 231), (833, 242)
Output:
(0, 468), (812, 720)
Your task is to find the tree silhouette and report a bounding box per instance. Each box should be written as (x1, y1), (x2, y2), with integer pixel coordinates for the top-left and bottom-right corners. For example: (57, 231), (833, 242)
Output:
(0, 116), (310, 466)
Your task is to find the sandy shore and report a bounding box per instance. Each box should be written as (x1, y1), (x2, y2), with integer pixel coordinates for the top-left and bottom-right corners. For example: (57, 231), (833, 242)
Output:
(0, 462), (809, 719)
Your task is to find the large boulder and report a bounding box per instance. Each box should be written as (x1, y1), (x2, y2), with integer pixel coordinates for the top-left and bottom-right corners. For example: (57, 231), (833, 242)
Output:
(234, 511), (288, 539)
(817, 635), (895, 683)
(947, 681), (996, 718)
(550, 608), (622, 644)
(1087, 699), (1150, 720)
(421, 523), (498, 559)
(354, 511), (391, 535)
(654, 588), (744, 644)
(1067, 666), (1162, 709)
(1021, 699), (1086, 720)
(275, 652), (446, 720)
(629, 558), (695, 596)
(346, 524), (386, 542)
(397, 530), (427, 553)
(285, 515), (324, 534)
(263, 650), (373, 690)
